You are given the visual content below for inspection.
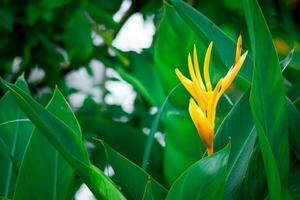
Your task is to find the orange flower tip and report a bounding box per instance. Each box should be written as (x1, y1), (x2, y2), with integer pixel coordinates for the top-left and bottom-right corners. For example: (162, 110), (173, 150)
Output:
(238, 34), (242, 43)
(207, 146), (213, 155)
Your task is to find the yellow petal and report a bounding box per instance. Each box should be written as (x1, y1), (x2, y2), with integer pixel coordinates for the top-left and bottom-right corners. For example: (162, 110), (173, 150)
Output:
(188, 53), (207, 105)
(175, 68), (195, 96)
(222, 51), (248, 93)
(207, 79), (223, 127)
(193, 45), (206, 91)
(189, 98), (213, 149)
(175, 68), (207, 110)
(204, 42), (213, 92)
(235, 34), (242, 65)
(188, 53), (197, 83)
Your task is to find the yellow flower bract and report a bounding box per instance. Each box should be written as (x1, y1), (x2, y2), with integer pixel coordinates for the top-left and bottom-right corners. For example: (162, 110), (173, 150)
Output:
(175, 35), (248, 155)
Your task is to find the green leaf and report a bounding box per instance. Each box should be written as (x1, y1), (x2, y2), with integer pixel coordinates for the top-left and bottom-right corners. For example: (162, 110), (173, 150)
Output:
(215, 91), (256, 199)
(243, 0), (290, 198)
(0, 76), (33, 198)
(141, 83), (180, 170)
(287, 98), (300, 158)
(0, 79), (126, 200)
(96, 139), (168, 200)
(13, 88), (80, 199)
(167, 0), (252, 84)
(166, 144), (230, 200)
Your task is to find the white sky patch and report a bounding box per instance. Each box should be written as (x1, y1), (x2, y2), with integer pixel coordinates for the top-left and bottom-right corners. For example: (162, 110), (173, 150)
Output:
(113, 13), (155, 53)
(75, 184), (96, 200)
(105, 79), (136, 113)
(142, 128), (165, 147)
(27, 67), (45, 83)
(113, 0), (132, 22)
(66, 60), (105, 108)
(12, 57), (22, 73)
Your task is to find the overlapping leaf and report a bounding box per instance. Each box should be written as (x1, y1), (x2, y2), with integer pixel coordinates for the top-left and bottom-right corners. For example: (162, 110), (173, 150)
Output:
(0, 79), (125, 200)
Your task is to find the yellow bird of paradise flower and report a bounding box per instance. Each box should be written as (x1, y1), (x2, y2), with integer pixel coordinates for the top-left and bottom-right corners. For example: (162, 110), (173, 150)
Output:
(175, 35), (248, 155)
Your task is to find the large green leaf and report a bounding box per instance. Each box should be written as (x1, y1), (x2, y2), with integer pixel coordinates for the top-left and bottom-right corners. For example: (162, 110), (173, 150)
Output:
(96, 139), (168, 200)
(166, 144), (230, 200)
(243, 0), (290, 198)
(0, 79), (125, 200)
(167, 0), (252, 85)
(0, 76), (33, 198)
(14, 89), (80, 199)
(215, 91), (256, 199)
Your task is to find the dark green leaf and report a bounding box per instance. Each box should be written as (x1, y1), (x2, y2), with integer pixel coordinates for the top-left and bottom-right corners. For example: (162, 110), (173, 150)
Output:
(166, 144), (230, 200)
(244, 0), (290, 198)
(215, 91), (256, 199)
(287, 98), (300, 158)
